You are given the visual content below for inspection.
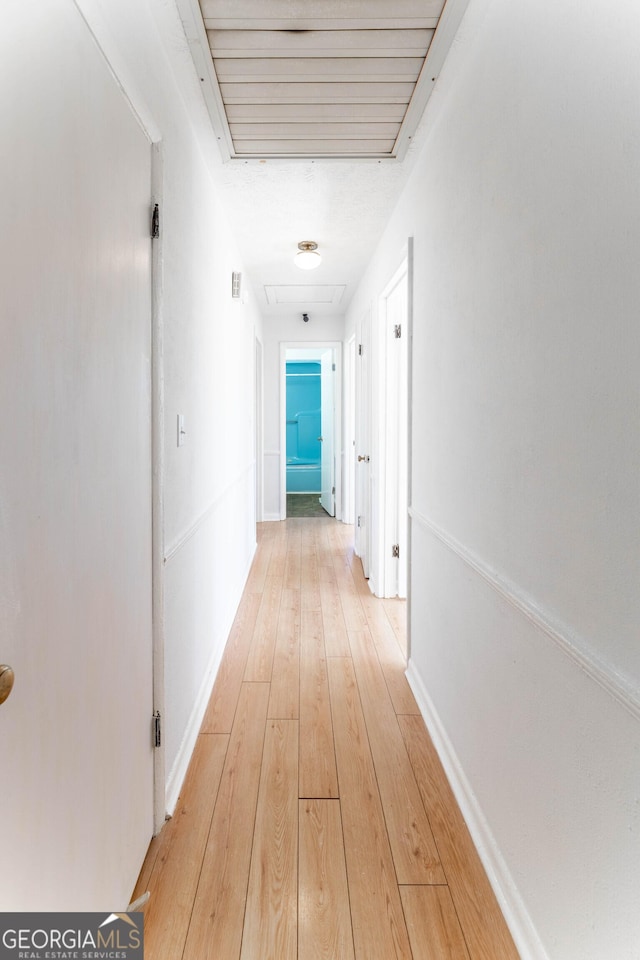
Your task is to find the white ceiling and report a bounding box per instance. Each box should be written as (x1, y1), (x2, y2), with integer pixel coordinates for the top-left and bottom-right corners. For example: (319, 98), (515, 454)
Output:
(175, 0), (470, 322)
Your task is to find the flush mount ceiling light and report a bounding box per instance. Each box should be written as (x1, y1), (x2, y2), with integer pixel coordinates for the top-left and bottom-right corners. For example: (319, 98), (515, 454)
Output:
(294, 241), (322, 271)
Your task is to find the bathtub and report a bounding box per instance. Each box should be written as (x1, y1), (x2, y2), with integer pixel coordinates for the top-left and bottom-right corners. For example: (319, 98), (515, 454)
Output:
(286, 457), (321, 492)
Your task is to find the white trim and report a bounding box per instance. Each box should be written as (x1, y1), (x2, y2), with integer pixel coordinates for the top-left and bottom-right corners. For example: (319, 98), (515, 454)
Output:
(165, 542), (256, 814)
(72, 0), (161, 143)
(395, 0), (473, 160)
(343, 334), (356, 525)
(255, 337), (264, 523)
(164, 462), (255, 562)
(409, 506), (640, 723)
(150, 142), (166, 835)
(280, 342), (343, 521)
(405, 237), (414, 658)
(375, 252), (409, 598)
(174, 0), (233, 161)
(405, 661), (550, 960)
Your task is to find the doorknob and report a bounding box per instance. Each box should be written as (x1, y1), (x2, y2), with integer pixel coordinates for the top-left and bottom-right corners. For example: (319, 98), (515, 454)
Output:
(317, 437), (323, 442)
(0, 665), (15, 705)
(357, 455), (370, 462)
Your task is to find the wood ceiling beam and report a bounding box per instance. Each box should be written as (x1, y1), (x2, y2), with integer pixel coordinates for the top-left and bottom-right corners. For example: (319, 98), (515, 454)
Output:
(204, 19), (440, 30)
(199, 0), (444, 20)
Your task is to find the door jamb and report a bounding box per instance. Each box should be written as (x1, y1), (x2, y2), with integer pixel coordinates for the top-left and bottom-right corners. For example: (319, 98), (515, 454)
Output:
(151, 141), (166, 834)
(374, 242), (412, 603)
(279, 341), (342, 521)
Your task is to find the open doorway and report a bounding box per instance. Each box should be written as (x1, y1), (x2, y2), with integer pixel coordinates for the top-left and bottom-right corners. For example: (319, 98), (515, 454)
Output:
(280, 343), (342, 520)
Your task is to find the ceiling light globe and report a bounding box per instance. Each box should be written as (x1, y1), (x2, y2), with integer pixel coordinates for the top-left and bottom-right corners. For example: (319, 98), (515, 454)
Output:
(294, 241), (321, 270)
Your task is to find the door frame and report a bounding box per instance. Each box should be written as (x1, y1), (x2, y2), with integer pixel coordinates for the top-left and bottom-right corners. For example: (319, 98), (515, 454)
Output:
(343, 334), (356, 526)
(378, 257), (409, 599)
(150, 142), (166, 835)
(255, 336), (264, 523)
(279, 341), (342, 521)
(371, 239), (414, 611)
(354, 307), (372, 577)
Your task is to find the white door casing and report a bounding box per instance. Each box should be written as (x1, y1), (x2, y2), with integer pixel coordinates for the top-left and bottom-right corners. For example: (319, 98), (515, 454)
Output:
(342, 335), (356, 526)
(354, 308), (372, 578)
(280, 343), (342, 520)
(320, 348), (336, 517)
(382, 268), (409, 598)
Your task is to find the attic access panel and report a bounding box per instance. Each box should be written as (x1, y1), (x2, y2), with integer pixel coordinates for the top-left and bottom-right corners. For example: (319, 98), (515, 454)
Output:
(188, 0), (449, 160)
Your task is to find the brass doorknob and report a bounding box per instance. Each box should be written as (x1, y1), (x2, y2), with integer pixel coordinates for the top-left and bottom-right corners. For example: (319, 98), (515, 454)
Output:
(357, 455), (370, 462)
(0, 665), (15, 705)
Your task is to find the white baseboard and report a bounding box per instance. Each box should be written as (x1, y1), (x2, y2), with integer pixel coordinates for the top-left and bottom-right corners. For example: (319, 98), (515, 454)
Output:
(406, 660), (549, 960)
(263, 511), (281, 522)
(164, 542), (256, 815)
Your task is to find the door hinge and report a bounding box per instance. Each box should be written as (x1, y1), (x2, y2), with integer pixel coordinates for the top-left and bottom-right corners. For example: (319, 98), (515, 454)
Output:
(332, 486), (335, 495)
(358, 344), (363, 356)
(332, 362), (336, 371)
(151, 203), (160, 239)
(357, 515), (363, 527)
(394, 324), (402, 339)
(392, 544), (400, 558)
(153, 710), (162, 748)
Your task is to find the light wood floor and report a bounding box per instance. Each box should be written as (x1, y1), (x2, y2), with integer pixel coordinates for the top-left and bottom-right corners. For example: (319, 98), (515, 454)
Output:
(133, 518), (519, 960)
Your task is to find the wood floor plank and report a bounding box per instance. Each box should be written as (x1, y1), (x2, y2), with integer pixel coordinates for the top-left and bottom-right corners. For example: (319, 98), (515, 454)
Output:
(267, 523), (288, 578)
(347, 560), (418, 715)
(299, 609), (339, 799)
(327, 656), (412, 960)
(300, 528), (322, 612)
(246, 536), (273, 594)
(398, 715), (520, 960)
(241, 719), (299, 960)
(183, 683), (269, 960)
(383, 598), (407, 654)
(202, 591), (262, 733)
(284, 521), (302, 590)
(131, 829), (168, 908)
(332, 563), (369, 632)
(313, 521), (335, 569)
(244, 574), (282, 682)
(140, 734), (229, 959)
(319, 574), (351, 658)
(400, 885), (471, 960)
(348, 629), (444, 884)
(299, 799), (355, 960)
(268, 587), (301, 719)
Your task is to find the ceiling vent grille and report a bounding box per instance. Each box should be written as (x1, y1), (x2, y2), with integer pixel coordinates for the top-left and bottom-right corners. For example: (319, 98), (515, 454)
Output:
(177, 0), (470, 161)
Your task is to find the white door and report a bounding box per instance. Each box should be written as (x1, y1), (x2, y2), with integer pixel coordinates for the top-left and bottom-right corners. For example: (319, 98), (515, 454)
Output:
(355, 309), (372, 577)
(382, 268), (409, 598)
(0, 4), (153, 909)
(320, 348), (335, 516)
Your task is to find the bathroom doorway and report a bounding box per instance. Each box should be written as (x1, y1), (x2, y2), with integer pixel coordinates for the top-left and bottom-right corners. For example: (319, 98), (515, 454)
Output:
(280, 343), (341, 519)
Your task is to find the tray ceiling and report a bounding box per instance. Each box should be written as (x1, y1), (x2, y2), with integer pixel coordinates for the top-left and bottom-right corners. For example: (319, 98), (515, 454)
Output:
(182, 0), (449, 160)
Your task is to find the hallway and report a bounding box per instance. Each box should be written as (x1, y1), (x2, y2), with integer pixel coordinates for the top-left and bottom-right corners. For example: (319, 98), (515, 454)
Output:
(133, 518), (517, 959)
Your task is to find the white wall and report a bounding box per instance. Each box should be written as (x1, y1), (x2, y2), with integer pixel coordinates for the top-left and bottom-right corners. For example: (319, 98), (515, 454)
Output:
(346, 1), (640, 957)
(261, 314), (344, 520)
(0, 0), (262, 908)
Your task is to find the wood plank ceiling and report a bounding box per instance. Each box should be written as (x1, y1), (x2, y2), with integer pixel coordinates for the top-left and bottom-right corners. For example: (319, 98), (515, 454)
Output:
(195, 0), (448, 160)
